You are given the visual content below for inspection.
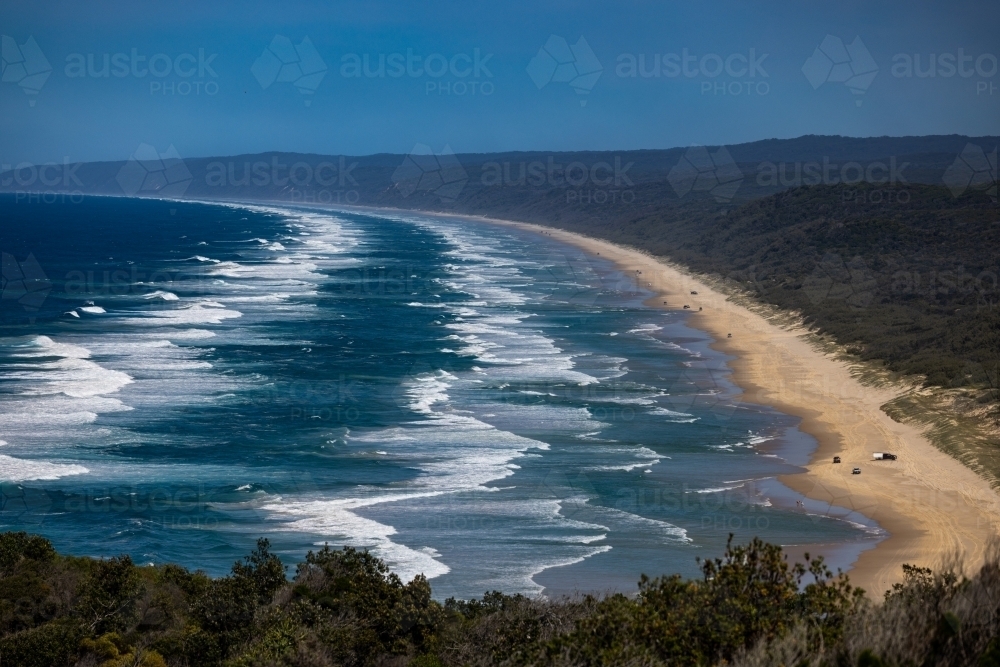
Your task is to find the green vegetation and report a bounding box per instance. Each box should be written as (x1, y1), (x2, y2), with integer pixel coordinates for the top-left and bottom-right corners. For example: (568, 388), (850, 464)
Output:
(650, 184), (999, 397)
(2, 531), (998, 666)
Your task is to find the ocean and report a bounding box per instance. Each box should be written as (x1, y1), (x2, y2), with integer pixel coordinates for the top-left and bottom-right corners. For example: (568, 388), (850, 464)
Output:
(0, 195), (881, 598)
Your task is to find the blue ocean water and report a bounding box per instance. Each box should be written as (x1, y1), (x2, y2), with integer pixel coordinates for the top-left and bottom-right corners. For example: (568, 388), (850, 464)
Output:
(0, 195), (881, 597)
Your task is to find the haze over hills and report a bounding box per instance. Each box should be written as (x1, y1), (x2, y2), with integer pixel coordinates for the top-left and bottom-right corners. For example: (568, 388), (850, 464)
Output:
(4, 134), (997, 202)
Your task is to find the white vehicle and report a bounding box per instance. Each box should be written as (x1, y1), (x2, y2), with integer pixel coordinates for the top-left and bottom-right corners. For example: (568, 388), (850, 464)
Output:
(872, 452), (897, 461)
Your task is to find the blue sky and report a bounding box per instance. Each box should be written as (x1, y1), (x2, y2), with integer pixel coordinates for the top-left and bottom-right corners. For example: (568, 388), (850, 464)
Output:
(2, 0), (998, 163)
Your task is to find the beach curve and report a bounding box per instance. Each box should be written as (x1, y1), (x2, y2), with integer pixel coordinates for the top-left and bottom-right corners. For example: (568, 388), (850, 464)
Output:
(409, 209), (1000, 595)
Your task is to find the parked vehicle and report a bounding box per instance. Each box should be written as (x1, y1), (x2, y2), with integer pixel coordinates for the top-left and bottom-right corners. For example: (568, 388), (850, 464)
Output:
(852, 467), (861, 474)
(833, 456), (841, 463)
(691, 290), (698, 294)
(872, 452), (897, 460)
(683, 305), (690, 309)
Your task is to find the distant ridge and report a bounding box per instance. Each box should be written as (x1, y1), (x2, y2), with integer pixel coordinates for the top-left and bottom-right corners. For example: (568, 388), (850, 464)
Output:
(2, 134), (997, 201)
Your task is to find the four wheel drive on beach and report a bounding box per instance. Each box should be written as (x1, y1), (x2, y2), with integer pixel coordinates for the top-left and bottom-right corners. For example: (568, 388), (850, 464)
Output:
(852, 468), (862, 474)
(873, 452), (898, 460)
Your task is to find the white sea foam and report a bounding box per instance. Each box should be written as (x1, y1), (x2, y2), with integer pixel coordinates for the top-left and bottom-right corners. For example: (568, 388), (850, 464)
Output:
(584, 445), (661, 471)
(143, 290), (179, 301)
(264, 493), (452, 582)
(649, 406), (699, 423)
(576, 500), (691, 543)
(627, 324), (663, 334)
(691, 484), (745, 494)
(154, 328), (216, 340)
(12, 335), (91, 359)
(8, 336), (133, 398)
(116, 301), (242, 326)
(0, 454), (89, 481)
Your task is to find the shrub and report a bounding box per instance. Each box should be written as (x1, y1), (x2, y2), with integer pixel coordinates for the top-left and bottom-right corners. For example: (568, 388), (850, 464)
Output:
(74, 555), (143, 635)
(1, 531), (998, 667)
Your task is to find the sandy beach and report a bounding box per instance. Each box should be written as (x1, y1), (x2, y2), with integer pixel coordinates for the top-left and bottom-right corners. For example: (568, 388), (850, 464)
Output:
(424, 212), (1000, 595)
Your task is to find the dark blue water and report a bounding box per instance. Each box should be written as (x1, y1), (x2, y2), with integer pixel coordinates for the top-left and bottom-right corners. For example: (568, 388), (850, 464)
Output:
(0, 195), (880, 597)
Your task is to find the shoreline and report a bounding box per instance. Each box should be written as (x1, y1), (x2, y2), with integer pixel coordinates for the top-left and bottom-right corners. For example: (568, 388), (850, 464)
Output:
(322, 203), (1000, 595)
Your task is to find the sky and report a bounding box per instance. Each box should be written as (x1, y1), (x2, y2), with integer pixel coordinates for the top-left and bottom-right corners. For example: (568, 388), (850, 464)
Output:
(1, 0), (998, 164)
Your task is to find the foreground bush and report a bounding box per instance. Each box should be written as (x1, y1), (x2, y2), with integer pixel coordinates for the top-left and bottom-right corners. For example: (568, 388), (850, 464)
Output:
(0, 530), (997, 666)
(734, 547), (1000, 667)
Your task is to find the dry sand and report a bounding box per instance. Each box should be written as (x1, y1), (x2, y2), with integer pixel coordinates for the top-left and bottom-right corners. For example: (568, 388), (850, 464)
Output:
(440, 213), (1000, 595)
